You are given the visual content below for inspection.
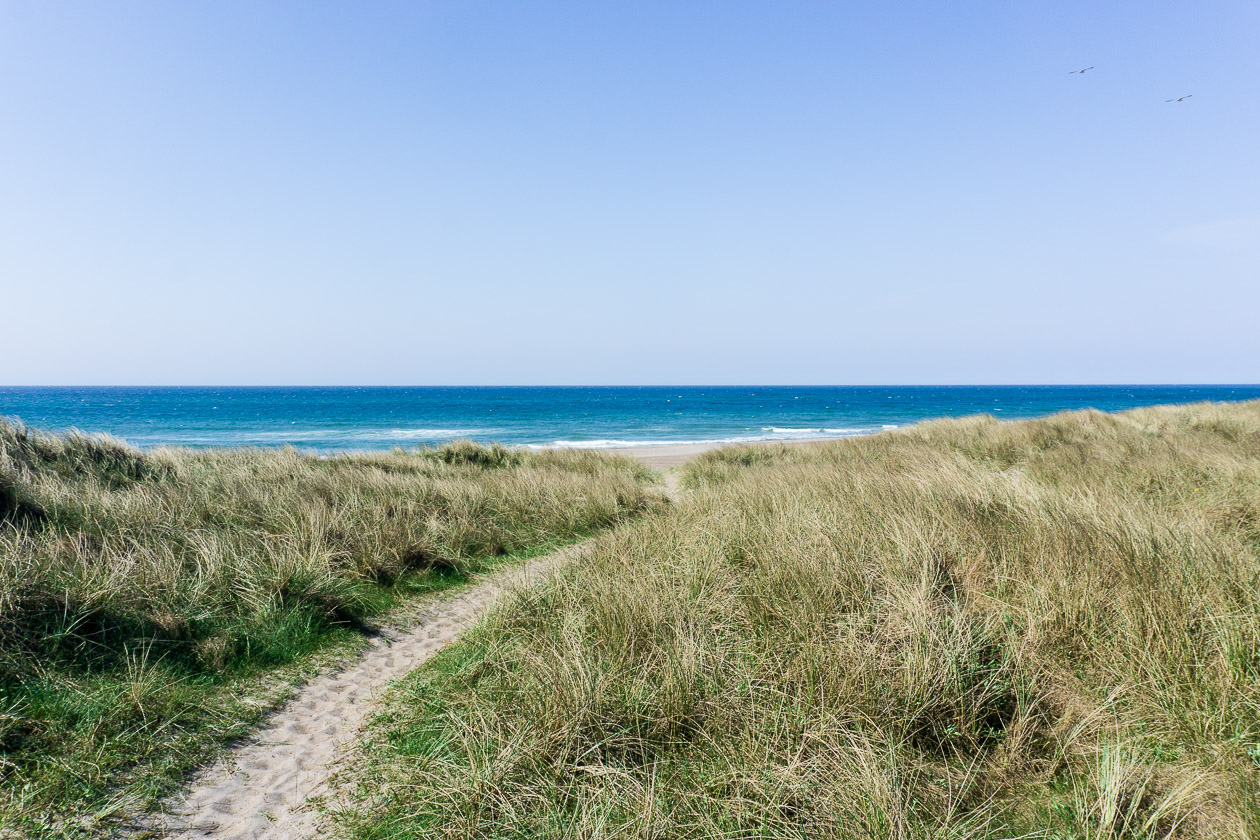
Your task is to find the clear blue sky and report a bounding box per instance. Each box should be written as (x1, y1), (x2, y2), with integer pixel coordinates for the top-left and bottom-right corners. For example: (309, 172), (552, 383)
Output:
(3, 1), (1257, 385)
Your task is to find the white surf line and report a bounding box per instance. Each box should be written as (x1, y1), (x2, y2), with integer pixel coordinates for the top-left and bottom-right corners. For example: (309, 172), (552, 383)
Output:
(135, 542), (588, 840)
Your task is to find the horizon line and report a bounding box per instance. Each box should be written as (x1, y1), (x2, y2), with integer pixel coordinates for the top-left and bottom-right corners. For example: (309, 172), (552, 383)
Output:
(3, 383), (1260, 390)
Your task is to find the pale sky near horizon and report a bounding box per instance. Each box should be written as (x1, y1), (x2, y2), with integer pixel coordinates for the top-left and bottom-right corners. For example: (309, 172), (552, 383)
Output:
(3, 1), (1258, 385)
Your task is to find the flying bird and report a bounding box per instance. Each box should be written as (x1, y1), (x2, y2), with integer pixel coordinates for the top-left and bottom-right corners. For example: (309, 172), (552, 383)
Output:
(1069, 66), (1094, 74)
(1166, 94), (1192, 102)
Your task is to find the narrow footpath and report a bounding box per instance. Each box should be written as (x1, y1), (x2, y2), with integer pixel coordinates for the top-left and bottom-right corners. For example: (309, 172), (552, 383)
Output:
(139, 542), (586, 840)
(141, 463), (685, 840)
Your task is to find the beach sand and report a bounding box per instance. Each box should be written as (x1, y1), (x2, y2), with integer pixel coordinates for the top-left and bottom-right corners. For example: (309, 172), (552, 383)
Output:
(622, 442), (727, 469)
(624, 437), (829, 470)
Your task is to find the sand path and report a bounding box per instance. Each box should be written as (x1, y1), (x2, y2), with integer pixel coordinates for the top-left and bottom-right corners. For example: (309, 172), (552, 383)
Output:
(139, 543), (583, 840)
(142, 459), (685, 840)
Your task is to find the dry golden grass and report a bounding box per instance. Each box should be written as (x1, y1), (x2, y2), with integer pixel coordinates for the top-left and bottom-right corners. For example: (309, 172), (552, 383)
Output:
(0, 422), (662, 836)
(335, 401), (1260, 839)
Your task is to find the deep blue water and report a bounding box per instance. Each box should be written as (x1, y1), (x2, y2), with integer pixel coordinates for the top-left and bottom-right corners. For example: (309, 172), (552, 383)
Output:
(1, 386), (1258, 452)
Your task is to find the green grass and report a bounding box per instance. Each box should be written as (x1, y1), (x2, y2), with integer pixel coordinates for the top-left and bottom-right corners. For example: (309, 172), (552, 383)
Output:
(0, 422), (664, 837)
(331, 401), (1260, 840)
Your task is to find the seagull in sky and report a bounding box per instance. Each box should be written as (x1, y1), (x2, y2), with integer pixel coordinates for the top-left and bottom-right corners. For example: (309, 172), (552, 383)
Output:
(1166, 94), (1192, 102)
(1069, 66), (1093, 74)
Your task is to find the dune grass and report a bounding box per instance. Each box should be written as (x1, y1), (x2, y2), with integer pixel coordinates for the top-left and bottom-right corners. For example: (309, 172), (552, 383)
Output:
(0, 422), (662, 837)
(333, 401), (1260, 839)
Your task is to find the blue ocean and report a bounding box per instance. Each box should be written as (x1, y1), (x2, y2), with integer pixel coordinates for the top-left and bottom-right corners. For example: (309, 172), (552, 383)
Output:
(2, 386), (1258, 453)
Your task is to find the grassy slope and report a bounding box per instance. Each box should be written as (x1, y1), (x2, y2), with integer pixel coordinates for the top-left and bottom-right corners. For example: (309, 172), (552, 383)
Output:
(334, 402), (1260, 840)
(0, 424), (662, 836)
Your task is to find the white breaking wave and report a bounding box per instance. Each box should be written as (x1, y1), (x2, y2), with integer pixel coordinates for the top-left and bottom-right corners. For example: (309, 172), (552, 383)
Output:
(386, 428), (484, 439)
(531, 427), (880, 450)
(763, 426), (870, 436)
(145, 425), (892, 452)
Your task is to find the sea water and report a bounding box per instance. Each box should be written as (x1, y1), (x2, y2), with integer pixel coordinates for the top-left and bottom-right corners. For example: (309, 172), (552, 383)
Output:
(2, 386), (1258, 453)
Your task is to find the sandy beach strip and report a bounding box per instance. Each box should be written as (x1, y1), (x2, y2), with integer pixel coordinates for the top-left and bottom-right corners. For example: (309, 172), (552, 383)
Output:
(622, 437), (832, 470)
